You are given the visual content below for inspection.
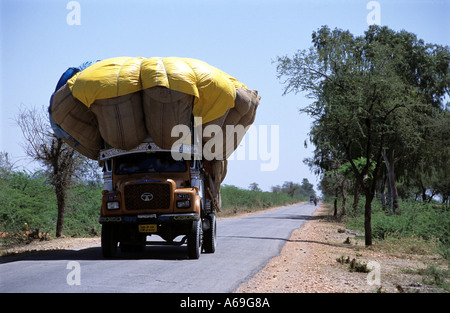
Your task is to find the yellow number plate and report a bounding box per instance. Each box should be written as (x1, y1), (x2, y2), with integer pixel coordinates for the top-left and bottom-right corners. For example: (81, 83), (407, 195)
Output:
(138, 224), (157, 233)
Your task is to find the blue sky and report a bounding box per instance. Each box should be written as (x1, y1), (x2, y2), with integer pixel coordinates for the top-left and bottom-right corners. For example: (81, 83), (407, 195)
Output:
(1, 0), (449, 192)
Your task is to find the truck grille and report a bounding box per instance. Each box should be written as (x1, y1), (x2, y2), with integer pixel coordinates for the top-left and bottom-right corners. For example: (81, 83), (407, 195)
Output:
(124, 182), (171, 210)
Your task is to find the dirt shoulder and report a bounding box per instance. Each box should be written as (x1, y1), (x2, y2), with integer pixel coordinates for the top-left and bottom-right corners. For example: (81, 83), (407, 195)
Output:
(0, 237), (101, 257)
(235, 203), (448, 293)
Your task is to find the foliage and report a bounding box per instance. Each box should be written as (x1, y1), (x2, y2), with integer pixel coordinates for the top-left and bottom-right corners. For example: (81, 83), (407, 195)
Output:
(1, 156), (304, 237)
(339, 158), (376, 180)
(0, 165), (102, 238)
(275, 25), (450, 245)
(248, 182), (262, 192)
(347, 200), (449, 240)
(345, 198), (450, 262)
(271, 179), (315, 198)
(419, 265), (450, 292)
(63, 182), (102, 236)
(0, 170), (56, 234)
(220, 185), (306, 217)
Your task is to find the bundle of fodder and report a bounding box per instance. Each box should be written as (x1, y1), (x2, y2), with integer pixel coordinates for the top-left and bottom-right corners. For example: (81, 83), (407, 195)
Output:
(143, 86), (194, 150)
(90, 91), (146, 151)
(203, 159), (228, 212)
(48, 61), (101, 159)
(50, 82), (101, 160)
(202, 87), (260, 160)
(222, 88), (259, 158)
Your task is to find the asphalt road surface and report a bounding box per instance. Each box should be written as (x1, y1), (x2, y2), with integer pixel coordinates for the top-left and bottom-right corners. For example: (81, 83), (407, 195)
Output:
(0, 202), (316, 293)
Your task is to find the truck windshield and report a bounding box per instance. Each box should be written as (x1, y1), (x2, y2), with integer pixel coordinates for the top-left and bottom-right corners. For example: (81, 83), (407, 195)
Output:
(114, 152), (187, 174)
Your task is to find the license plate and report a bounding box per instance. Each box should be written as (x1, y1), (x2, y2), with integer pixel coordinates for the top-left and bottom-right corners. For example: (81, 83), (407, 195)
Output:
(138, 224), (157, 233)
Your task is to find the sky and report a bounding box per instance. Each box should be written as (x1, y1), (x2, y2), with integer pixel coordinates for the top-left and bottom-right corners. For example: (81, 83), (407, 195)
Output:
(0, 0), (449, 192)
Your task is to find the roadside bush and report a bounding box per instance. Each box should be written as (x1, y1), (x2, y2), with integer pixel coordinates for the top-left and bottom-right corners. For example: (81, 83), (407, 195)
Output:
(220, 185), (306, 217)
(0, 171), (56, 234)
(344, 197), (450, 261)
(419, 265), (450, 292)
(0, 170), (103, 238)
(64, 182), (103, 236)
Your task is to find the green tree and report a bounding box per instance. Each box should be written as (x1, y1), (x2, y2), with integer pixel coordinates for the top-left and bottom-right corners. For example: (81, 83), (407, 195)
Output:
(271, 185), (282, 194)
(276, 25), (449, 245)
(281, 181), (300, 198)
(248, 182), (262, 192)
(299, 178), (315, 197)
(279, 179), (315, 198)
(0, 152), (14, 179)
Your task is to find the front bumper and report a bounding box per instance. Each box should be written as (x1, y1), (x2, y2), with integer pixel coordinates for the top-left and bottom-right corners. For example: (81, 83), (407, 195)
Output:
(98, 213), (200, 224)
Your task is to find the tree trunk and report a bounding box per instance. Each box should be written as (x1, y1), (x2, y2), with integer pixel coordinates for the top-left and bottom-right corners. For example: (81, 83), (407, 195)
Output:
(386, 172), (392, 209)
(389, 150), (399, 213)
(364, 176), (380, 246)
(352, 179), (360, 213)
(379, 174), (386, 208)
(55, 183), (67, 237)
(340, 182), (346, 216)
(364, 192), (373, 246)
(391, 162), (399, 213)
(333, 193), (338, 217)
(382, 150), (392, 211)
(382, 149), (399, 213)
(363, 139), (384, 247)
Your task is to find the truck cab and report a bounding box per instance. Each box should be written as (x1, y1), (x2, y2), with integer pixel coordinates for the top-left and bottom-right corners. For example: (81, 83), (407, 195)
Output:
(98, 138), (216, 259)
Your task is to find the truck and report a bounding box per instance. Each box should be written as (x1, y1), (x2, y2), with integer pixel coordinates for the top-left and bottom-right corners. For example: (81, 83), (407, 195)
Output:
(98, 133), (216, 259)
(48, 57), (259, 259)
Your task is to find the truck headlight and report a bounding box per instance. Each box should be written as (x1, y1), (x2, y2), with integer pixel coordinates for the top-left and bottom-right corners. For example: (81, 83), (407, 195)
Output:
(107, 201), (120, 210)
(176, 200), (191, 208)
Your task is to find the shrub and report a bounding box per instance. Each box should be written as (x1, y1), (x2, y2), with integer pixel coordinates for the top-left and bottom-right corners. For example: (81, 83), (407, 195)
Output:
(220, 185), (306, 217)
(345, 197), (450, 261)
(0, 171), (103, 238)
(0, 171), (56, 234)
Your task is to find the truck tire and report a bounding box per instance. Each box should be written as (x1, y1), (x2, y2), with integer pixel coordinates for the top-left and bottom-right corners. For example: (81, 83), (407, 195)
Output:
(203, 213), (216, 253)
(187, 220), (202, 259)
(101, 224), (118, 258)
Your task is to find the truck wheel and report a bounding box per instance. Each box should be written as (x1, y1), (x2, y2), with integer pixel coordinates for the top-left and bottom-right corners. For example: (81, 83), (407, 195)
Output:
(203, 213), (216, 253)
(101, 224), (118, 258)
(187, 220), (202, 259)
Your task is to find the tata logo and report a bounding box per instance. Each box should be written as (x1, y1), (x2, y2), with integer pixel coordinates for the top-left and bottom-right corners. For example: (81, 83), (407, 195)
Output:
(141, 193), (154, 202)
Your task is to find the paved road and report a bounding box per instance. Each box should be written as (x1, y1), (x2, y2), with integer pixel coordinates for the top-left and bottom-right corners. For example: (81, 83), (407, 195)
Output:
(0, 202), (316, 293)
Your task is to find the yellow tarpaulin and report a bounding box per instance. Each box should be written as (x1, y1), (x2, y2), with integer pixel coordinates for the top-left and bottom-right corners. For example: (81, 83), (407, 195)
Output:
(67, 57), (247, 124)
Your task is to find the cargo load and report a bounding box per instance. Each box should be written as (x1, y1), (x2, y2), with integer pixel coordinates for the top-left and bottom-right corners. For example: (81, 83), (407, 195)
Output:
(49, 56), (259, 160)
(49, 57), (260, 257)
(65, 57), (248, 123)
(49, 57), (260, 211)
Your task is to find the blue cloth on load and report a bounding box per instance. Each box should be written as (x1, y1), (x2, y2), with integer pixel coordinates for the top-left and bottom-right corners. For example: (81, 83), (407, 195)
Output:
(48, 61), (100, 142)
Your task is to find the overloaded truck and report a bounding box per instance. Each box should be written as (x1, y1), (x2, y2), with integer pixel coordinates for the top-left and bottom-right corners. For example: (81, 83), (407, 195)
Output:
(98, 134), (215, 259)
(48, 57), (259, 258)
